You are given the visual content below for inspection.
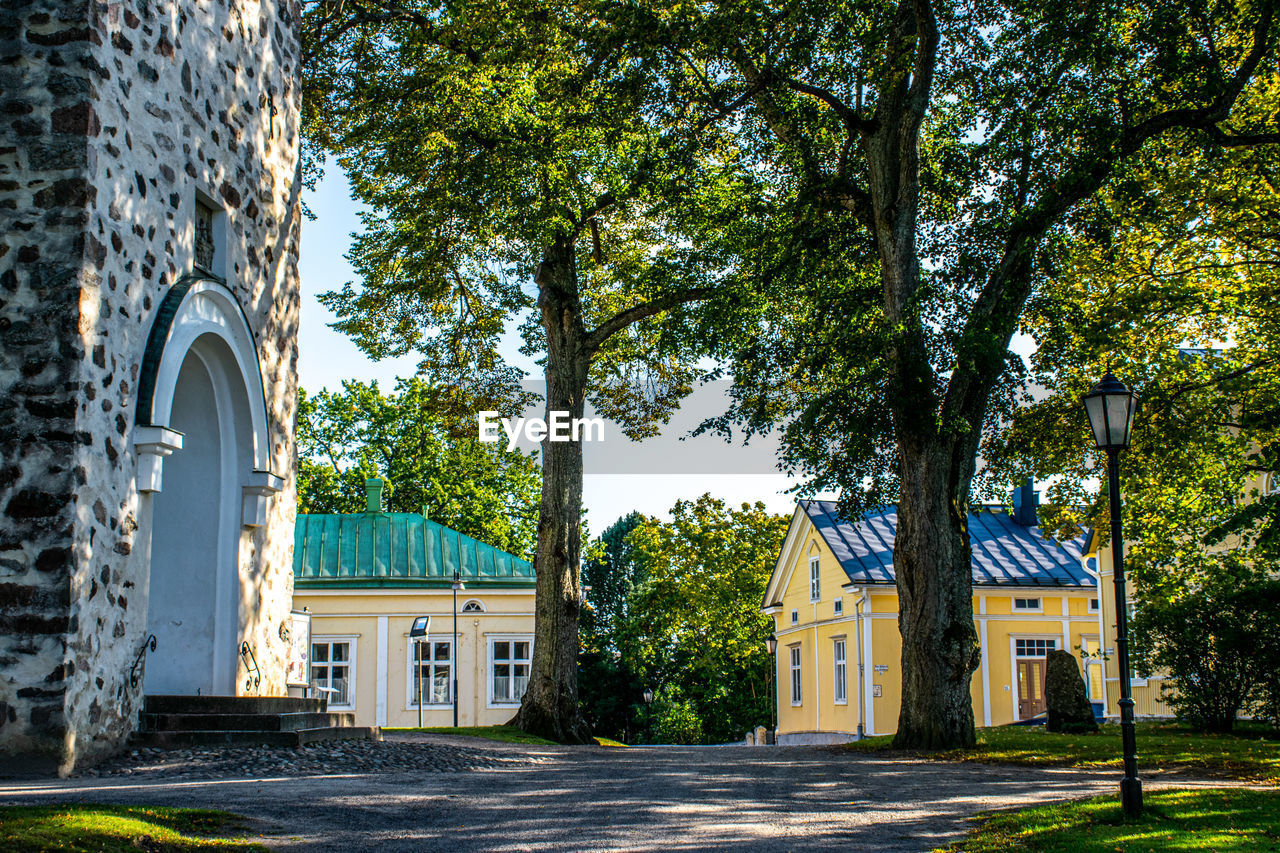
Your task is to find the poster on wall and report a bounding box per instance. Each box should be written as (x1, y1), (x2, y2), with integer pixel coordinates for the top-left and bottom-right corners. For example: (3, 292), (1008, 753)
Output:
(285, 610), (311, 688)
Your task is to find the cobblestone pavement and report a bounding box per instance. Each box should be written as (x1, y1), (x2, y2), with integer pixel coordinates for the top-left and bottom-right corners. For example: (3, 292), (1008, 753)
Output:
(0, 733), (1210, 852)
(76, 736), (548, 779)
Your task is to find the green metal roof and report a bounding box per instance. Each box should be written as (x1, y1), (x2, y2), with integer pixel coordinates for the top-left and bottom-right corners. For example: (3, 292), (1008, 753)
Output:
(292, 508), (536, 589)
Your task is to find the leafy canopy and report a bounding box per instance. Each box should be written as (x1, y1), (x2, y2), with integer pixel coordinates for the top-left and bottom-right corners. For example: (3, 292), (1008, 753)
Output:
(298, 377), (541, 559)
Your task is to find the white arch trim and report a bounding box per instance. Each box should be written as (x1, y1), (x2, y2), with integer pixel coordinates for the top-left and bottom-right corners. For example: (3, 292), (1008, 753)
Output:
(133, 277), (282, 526)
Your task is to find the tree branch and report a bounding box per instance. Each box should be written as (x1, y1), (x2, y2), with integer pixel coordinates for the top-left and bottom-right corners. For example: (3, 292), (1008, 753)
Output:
(584, 287), (720, 353)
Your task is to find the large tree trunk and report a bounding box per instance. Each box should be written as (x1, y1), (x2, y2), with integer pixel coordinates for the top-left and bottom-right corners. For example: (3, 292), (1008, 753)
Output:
(892, 446), (981, 749)
(513, 237), (594, 743)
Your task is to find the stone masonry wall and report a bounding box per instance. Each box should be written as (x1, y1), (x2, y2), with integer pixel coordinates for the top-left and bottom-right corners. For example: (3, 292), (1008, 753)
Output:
(1, 0), (302, 773)
(0, 0), (98, 773)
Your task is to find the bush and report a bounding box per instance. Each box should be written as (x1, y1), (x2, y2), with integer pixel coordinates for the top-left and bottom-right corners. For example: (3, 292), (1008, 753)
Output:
(647, 686), (705, 744)
(1132, 572), (1280, 732)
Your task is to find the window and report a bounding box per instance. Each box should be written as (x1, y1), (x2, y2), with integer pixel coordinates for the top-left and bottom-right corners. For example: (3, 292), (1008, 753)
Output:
(833, 639), (847, 703)
(1266, 472), (1279, 495)
(1015, 638), (1057, 657)
(1089, 598), (1100, 613)
(408, 638), (452, 707)
(790, 609), (799, 625)
(1013, 597), (1042, 611)
(461, 599), (485, 613)
(490, 638), (531, 705)
(311, 639), (354, 707)
(834, 599), (843, 616)
(194, 199), (216, 271)
(809, 556), (821, 601)
(789, 645), (802, 705)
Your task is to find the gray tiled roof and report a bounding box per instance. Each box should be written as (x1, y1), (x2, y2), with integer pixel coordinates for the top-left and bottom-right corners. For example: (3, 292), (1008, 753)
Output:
(801, 500), (1093, 587)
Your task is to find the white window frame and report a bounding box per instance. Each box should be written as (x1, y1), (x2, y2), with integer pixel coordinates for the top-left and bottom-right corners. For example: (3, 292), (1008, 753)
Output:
(1013, 597), (1043, 612)
(809, 556), (821, 601)
(789, 644), (802, 706)
(1014, 637), (1057, 658)
(790, 609), (799, 625)
(488, 634), (533, 708)
(833, 638), (847, 704)
(1089, 597), (1100, 613)
(405, 635), (453, 710)
(833, 598), (843, 616)
(310, 635), (357, 710)
(461, 599), (485, 613)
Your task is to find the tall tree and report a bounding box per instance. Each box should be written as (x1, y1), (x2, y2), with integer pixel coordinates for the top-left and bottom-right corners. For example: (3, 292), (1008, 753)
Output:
(298, 378), (541, 558)
(300, 0), (753, 740)
(657, 0), (1280, 747)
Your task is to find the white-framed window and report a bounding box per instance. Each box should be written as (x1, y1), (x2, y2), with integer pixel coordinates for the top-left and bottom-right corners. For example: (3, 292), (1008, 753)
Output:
(489, 636), (532, 706)
(834, 598), (843, 616)
(1089, 597), (1100, 613)
(1265, 472), (1279, 495)
(789, 644), (802, 705)
(809, 556), (821, 601)
(407, 637), (453, 708)
(461, 599), (485, 613)
(1013, 597), (1042, 612)
(311, 637), (356, 708)
(790, 609), (799, 625)
(833, 639), (847, 704)
(1015, 638), (1057, 657)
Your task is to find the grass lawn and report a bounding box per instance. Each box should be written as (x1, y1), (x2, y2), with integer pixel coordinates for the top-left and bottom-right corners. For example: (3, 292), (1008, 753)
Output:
(0, 805), (265, 852)
(846, 722), (1280, 784)
(386, 725), (626, 747)
(945, 787), (1280, 852)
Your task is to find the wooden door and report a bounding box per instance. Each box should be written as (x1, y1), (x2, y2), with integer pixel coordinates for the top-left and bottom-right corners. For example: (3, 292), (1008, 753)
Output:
(1017, 659), (1047, 719)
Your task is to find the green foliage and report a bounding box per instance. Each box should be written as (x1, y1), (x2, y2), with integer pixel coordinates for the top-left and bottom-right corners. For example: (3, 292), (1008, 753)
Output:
(0, 805), (265, 853)
(644, 684), (704, 745)
(617, 496), (788, 743)
(1131, 568), (1280, 733)
(297, 377), (540, 559)
(946, 788), (1280, 853)
(578, 512), (647, 740)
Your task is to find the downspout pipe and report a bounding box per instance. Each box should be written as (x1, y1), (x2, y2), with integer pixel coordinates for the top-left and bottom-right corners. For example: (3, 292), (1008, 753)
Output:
(853, 587), (866, 740)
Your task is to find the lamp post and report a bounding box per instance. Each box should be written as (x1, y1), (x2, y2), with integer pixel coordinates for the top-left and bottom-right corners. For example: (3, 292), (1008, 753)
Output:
(1084, 372), (1142, 817)
(765, 634), (778, 745)
(452, 569), (464, 728)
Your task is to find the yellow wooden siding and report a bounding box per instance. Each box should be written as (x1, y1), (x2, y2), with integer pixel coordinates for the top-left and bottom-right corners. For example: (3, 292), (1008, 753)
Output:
(769, 518), (1103, 737)
(293, 589), (536, 728)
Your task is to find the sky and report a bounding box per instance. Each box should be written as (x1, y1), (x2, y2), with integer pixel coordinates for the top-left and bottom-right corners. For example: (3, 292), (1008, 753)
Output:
(296, 170), (804, 531)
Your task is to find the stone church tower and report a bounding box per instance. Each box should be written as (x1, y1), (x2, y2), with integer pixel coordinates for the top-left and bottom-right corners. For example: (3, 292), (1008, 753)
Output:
(1, 0), (303, 773)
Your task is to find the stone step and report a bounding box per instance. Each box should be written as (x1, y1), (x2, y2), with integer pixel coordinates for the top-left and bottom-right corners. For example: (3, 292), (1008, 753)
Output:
(139, 711), (356, 733)
(130, 726), (381, 749)
(143, 695), (327, 715)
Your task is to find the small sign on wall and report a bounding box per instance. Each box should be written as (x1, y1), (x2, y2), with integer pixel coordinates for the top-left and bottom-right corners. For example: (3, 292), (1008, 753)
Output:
(285, 610), (311, 687)
(872, 684), (882, 697)
(874, 664), (888, 673)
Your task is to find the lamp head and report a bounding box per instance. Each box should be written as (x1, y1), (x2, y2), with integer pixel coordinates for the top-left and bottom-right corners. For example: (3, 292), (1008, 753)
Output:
(1084, 373), (1138, 451)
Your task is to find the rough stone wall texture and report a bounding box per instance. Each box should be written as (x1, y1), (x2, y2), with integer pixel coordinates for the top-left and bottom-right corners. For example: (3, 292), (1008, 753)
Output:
(0, 0), (302, 774)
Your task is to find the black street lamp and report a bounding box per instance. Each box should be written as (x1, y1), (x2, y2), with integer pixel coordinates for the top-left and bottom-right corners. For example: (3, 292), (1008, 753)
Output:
(1084, 372), (1142, 817)
(765, 634), (778, 745)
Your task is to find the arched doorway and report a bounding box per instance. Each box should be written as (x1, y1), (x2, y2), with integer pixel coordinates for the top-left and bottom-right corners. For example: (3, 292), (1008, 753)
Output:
(133, 277), (281, 696)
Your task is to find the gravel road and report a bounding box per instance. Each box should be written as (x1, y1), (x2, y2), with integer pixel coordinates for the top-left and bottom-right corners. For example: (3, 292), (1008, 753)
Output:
(0, 733), (1151, 852)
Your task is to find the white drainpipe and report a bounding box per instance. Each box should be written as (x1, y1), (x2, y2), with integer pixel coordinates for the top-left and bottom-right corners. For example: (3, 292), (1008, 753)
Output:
(852, 587), (867, 739)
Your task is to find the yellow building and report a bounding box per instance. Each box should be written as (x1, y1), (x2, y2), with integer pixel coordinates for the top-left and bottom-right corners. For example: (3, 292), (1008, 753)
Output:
(291, 481), (536, 728)
(763, 486), (1101, 744)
